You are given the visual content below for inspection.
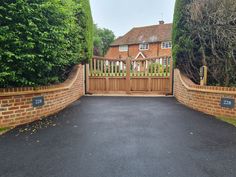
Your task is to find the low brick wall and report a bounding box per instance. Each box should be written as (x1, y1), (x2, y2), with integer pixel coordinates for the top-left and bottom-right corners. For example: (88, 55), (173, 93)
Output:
(174, 69), (236, 119)
(0, 65), (85, 128)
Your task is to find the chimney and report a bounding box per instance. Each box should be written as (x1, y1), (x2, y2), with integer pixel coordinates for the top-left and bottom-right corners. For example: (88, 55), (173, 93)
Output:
(159, 20), (165, 25)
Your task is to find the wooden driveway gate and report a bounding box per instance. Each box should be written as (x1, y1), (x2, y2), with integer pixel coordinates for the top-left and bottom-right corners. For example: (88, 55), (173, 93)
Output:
(86, 56), (173, 95)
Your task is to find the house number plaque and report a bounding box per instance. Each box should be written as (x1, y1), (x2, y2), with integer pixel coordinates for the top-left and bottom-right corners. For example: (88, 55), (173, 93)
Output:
(221, 98), (235, 109)
(32, 96), (44, 107)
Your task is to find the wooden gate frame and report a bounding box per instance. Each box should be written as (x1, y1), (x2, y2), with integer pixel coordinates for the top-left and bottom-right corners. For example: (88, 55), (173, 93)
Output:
(86, 56), (173, 95)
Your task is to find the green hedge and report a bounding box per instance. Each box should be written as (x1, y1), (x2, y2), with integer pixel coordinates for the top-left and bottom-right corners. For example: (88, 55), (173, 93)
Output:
(0, 0), (93, 87)
(172, 0), (192, 68)
(172, 0), (206, 84)
(77, 0), (93, 63)
(172, 0), (236, 86)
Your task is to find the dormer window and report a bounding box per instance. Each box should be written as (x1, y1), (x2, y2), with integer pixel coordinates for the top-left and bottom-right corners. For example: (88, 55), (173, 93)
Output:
(119, 45), (128, 52)
(139, 43), (149, 50)
(161, 41), (172, 49)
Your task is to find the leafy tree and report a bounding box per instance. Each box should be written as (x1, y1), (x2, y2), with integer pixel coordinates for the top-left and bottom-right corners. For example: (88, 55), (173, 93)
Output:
(93, 27), (103, 56)
(93, 24), (115, 56)
(0, 0), (93, 87)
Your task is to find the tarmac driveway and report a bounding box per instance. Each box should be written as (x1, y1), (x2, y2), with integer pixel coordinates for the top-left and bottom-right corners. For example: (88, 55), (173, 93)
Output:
(0, 96), (236, 177)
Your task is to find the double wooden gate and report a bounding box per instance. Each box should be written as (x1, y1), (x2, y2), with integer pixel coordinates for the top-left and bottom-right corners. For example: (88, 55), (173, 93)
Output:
(86, 56), (173, 95)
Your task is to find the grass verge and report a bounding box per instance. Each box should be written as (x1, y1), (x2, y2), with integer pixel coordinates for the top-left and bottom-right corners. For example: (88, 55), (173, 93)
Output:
(217, 117), (236, 127)
(0, 127), (10, 135)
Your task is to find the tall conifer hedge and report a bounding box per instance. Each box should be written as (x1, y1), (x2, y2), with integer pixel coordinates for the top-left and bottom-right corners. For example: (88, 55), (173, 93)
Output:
(172, 0), (201, 82)
(172, 0), (192, 67)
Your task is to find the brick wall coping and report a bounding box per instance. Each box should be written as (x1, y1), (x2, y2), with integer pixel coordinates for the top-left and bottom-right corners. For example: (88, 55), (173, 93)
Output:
(175, 69), (236, 95)
(0, 65), (82, 97)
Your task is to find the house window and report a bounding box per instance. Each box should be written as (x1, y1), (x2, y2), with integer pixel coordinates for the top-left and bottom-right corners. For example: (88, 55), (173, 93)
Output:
(139, 43), (149, 50)
(161, 41), (172, 49)
(119, 45), (128, 52)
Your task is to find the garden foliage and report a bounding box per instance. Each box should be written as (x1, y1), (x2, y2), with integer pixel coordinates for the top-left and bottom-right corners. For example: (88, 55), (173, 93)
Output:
(0, 0), (93, 87)
(93, 24), (115, 56)
(172, 0), (236, 86)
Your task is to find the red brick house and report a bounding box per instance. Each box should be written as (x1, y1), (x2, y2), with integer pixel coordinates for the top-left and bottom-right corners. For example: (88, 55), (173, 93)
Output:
(105, 21), (172, 59)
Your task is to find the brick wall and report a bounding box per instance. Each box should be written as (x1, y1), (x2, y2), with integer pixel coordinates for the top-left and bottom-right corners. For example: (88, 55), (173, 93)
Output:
(105, 43), (171, 59)
(0, 65), (85, 128)
(128, 43), (159, 58)
(158, 44), (172, 57)
(174, 69), (236, 119)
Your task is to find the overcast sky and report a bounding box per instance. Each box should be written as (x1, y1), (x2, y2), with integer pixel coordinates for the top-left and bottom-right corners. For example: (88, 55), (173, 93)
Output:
(90, 0), (176, 37)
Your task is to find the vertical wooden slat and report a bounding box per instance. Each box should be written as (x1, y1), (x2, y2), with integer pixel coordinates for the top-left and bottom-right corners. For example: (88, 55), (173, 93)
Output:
(90, 58), (93, 76)
(165, 57), (168, 77)
(150, 60), (153, 77)
(138, 61), (141, 76)
(111, 61), (114, 76)
(96, 59), (98, 76)
(122, 61), (125, 77)
(169, 57), (173, 94)
(98, 60), (102, 76)
(134, 61), (137, 77)
(117, 61), (119, 76)
(97, 59), (100, 76)
(93, 58), (97, 76)
(131, 61), (133, 77)
(86, 64), (89, 93)
(148, 60), (150, 76)
(155, 59), (158, 76)
(104, 60), (107, 76)
(144, 60), (147, 76)
(142, 61), (145, 76)
(148, 77), (151, 92)
(160, 58), (163, 77)
(115, 61), (117, 76)
(118, 61), (120, 76)
(108, 61), (111, 76)
(106, 77), (109, 92)
(130, 61), (132, 77)
(120, 61), (122, 76)
(118, 61), (121, 76)
(146, 60), (148, 76)
(101, 60), (103, 76)
(98, 59), (100, 76)
(126, 58), (131, 93)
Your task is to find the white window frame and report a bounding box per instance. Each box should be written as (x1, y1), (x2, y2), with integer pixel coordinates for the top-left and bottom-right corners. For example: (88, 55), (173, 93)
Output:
(161, 41), (172, 49)
(119, 45), (128, 52)
(139, 43), (149, 51)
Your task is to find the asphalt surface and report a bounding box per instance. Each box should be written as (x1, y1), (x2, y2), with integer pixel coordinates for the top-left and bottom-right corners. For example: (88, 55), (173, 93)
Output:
(1, 96), (236, 177)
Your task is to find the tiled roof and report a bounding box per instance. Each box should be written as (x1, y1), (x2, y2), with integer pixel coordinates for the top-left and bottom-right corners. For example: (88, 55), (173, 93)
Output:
(111, 23), (172, 46)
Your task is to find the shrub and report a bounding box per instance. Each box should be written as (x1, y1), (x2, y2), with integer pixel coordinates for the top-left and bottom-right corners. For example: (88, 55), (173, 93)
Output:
(0, 0), (93, 87)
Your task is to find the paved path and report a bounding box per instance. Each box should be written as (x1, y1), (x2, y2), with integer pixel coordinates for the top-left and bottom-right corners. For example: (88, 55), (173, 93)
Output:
(1, 96), (236, 177)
